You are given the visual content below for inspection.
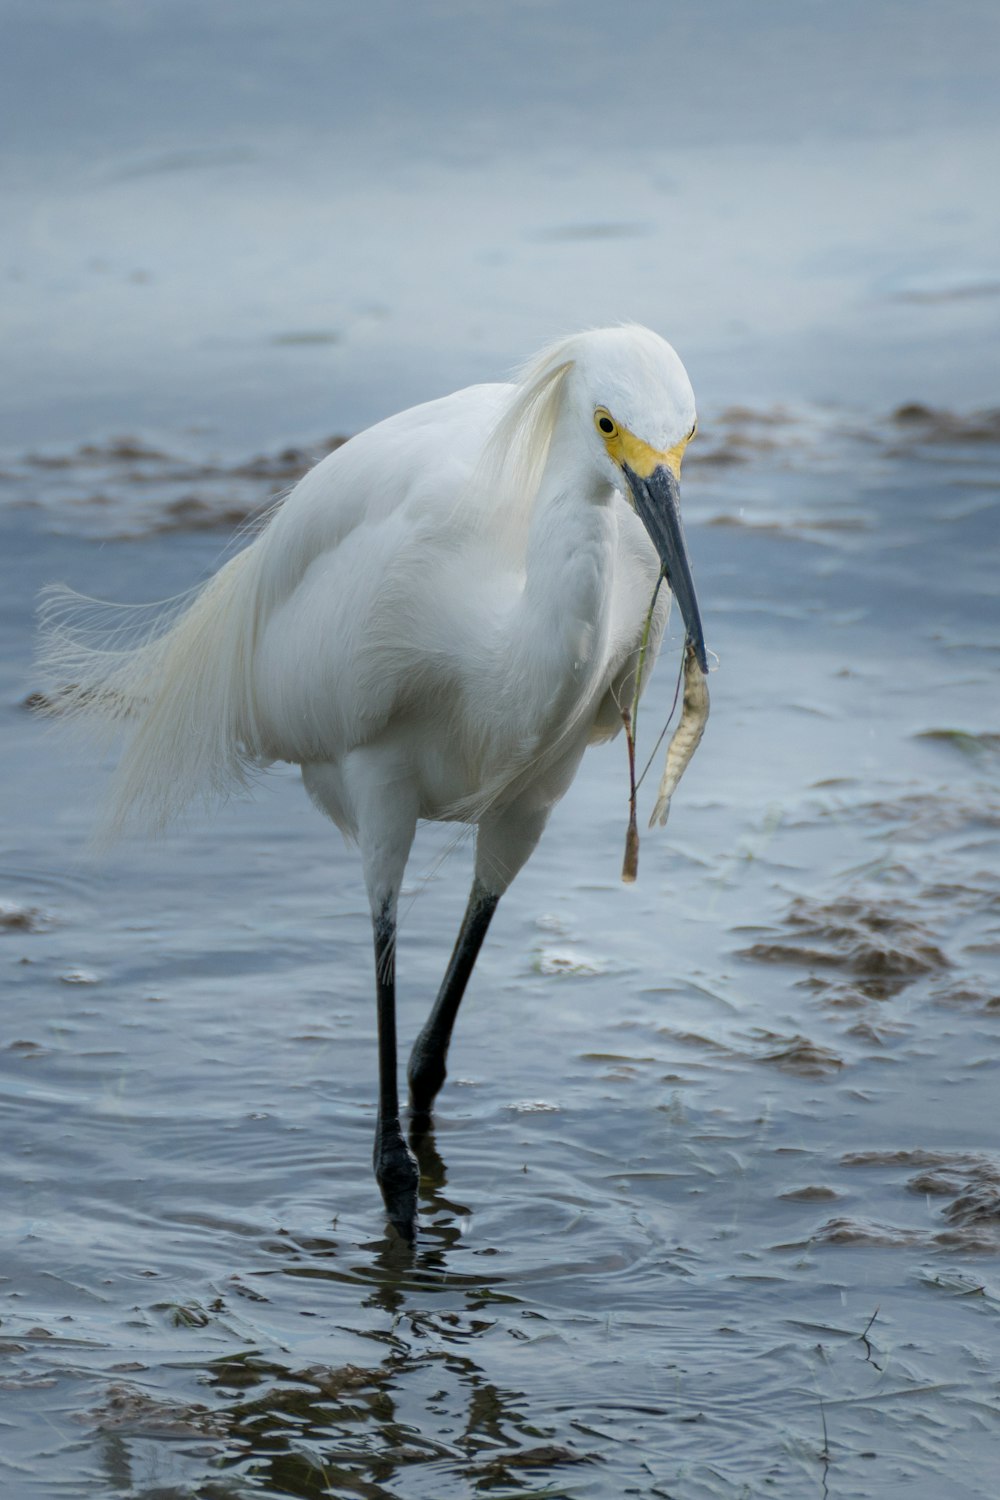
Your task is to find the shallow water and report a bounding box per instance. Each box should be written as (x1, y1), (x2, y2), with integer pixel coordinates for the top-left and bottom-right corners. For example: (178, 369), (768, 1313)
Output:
(3, 3), (1000, 1497)
(3, 412), (1000, 1498)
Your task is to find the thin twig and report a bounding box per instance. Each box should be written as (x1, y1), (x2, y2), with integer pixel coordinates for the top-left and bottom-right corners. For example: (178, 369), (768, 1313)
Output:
(627, 570), (665, 748)
(620, 571), (664, 880)
(635, 648), (685, 792)
(818, 1397), (831, 1500)
(858, 1306), (882, 1370)
(621, 708), (639, 882)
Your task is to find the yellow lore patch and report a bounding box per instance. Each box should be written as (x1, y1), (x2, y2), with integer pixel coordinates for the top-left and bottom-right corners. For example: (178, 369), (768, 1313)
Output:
(594, 408), (691, 480)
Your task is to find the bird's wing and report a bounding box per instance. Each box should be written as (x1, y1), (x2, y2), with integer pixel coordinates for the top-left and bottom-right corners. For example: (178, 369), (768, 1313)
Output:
(249, 382), (515, 763)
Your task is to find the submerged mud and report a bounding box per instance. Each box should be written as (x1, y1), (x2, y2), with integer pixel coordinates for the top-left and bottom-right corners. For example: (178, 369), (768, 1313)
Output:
(741, 895), (952, 1002)
(1, 433), (348, 537)
(7, 396), (1000, 544)
(813, 1150), (1000, 1253)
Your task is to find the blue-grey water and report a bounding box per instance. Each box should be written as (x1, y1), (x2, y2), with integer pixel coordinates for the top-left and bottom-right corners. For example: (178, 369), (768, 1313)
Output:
(2, 3), (1000, 1498)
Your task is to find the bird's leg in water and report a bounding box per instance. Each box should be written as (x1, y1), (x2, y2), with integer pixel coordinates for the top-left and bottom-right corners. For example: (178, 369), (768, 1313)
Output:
(408, 878), (500, 1131)
(372, 899), (419, 1238)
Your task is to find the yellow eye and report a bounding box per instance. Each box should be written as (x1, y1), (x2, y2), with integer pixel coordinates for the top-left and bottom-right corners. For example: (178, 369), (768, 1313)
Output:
(595, 409), (618, 438)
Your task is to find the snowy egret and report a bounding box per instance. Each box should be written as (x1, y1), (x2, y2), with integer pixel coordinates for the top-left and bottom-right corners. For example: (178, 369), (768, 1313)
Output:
(40, 324), (708, 1239)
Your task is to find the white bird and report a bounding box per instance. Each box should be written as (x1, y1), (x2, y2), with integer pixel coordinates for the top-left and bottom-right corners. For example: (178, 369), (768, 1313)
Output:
(39, 324), (707, 1239)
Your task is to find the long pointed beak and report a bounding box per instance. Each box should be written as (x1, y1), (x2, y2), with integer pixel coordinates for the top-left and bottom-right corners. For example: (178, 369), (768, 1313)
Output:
(623, 463), (708, 672)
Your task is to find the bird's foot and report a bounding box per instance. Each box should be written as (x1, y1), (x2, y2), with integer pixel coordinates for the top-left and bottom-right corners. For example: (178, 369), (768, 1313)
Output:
(374, 1126), (419, 1241)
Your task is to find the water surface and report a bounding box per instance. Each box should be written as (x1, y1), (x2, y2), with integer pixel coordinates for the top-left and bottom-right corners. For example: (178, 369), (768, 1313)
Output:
(2, 4), (1000, 1497)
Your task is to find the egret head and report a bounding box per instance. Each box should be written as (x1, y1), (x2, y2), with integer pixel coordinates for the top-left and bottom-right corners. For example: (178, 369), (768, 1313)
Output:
(573, 327), (706, 671)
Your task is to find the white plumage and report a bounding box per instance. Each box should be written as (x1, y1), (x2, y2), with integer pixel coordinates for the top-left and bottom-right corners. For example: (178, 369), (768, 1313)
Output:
(39, 323), (707, 1239)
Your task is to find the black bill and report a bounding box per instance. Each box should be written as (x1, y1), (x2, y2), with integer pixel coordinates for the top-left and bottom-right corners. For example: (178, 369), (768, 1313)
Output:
(624, 463), (708, 673)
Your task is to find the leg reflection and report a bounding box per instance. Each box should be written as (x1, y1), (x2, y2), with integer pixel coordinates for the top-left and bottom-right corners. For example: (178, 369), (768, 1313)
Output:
(410, 1119), (473, 1237)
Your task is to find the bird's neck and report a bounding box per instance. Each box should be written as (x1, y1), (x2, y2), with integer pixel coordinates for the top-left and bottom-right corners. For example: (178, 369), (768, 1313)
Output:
(509, 422), (617, 719)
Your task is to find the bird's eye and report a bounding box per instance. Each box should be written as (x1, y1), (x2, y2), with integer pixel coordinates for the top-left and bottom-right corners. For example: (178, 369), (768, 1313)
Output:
(595, 411), (617, 437)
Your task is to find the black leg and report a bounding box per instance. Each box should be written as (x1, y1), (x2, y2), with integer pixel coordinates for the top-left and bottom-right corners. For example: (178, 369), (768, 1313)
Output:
(372, 899), (419, 1239)
(407, 878), (499, 1129)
